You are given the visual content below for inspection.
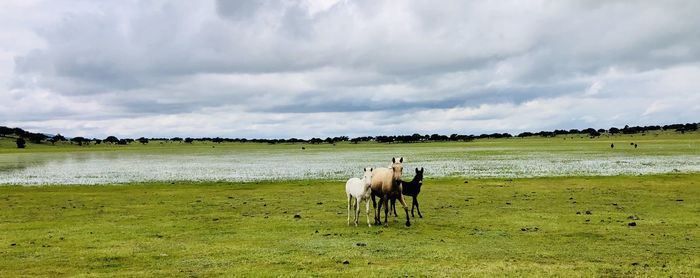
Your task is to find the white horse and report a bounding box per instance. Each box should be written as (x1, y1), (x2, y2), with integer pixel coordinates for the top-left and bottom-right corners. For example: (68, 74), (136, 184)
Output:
(345, 167), (373, 227)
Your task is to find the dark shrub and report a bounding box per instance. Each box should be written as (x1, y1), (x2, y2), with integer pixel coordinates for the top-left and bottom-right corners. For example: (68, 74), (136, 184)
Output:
(16, 138), (26, 148)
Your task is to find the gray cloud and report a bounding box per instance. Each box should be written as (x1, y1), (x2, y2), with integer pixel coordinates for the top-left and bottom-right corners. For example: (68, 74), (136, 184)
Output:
(1, 0), (699, 138)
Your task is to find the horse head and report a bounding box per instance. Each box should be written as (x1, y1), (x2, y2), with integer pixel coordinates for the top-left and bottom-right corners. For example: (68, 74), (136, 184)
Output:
(415, 167), (424, 186)
(390, 157), (404, 182)
(415, 167), (424, 180)
(362, 167), (373, 187)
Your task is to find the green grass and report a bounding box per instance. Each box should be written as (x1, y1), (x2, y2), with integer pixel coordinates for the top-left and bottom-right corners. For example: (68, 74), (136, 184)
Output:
(3, 131), (699, 184)
(1, 174), (698, 276)
(1, 131), (699, 156)
(1, 132), (698, 275)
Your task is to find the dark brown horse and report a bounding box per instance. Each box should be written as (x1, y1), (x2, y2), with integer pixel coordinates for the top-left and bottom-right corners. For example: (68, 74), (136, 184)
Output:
(391, 167), (424, 218)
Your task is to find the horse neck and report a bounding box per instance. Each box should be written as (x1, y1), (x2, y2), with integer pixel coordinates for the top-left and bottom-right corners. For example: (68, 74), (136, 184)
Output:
(411, 175), (422, 185)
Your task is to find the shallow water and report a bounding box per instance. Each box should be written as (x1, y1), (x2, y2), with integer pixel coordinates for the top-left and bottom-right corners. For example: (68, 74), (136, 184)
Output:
(1, 147), (699, 185)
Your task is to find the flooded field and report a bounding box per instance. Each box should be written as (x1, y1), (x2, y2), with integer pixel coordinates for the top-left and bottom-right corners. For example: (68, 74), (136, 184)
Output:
(1, 142), (699, 185)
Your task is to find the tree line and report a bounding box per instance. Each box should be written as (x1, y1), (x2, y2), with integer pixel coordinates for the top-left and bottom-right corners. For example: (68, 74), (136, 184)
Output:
(1, 122), (698, 148)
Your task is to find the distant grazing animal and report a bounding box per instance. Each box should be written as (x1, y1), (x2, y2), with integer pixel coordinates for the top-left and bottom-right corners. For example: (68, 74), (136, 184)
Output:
(371, 157), (410, 227)
(390, 167), (425, 218)
(345, 168), (374, 227)
(610, 143), (614, 149)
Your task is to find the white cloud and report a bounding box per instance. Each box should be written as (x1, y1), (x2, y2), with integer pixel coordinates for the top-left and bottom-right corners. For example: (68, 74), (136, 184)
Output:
(1, 0), (699, 138)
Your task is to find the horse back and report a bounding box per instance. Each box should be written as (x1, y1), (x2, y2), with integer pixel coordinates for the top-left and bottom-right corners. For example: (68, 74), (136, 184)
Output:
(370, 167), (394, 194)
(401, 180), (421, 196)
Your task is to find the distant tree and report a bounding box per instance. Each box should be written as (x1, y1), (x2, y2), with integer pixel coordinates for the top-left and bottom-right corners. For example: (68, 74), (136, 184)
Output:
(375, 136), (393, 143)
(677, 123), (699, 133)
(16, 137), (26, 148)
(184, 137), (194, 144)
(104, 136), (119, 144)
(0, 126), (12, 137)
(50, 134), (66, 145)
(609, 127), (620, 134)
(70, 137), (88, 146)
(663, 124), (677, 130)
(117, 139), (128, 145)
(93, 139), (102, 144)
(138, 137), (149, 144)
(11, 127), (26, 137)
(582, 128), (600, 137)
(212, 137), (224, 144)
(26, 133), (48, 144)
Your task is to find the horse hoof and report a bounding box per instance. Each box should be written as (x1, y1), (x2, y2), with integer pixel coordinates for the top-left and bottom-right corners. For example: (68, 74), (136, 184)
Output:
(405, 221), (411, 227)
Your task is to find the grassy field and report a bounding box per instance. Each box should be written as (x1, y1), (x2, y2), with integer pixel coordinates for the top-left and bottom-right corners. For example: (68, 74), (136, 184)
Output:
(1, 131), (699, 155)
(1, 132), (698, 276)
(1, 174), (698, 276)
(2, 131), (700, 185)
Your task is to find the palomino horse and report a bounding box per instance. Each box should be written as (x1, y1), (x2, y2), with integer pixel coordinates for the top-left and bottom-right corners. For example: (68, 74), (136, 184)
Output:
(371, 157), (410, 227)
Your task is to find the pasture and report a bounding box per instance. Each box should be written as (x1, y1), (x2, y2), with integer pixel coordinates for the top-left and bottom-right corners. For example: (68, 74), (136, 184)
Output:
(1, 131), (700, 185)
(1, 175), (698, 276)
(0, 132), (699, 276)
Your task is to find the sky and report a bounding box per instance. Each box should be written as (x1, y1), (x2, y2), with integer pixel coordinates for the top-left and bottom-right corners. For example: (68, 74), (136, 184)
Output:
(1, 0), (699, 139)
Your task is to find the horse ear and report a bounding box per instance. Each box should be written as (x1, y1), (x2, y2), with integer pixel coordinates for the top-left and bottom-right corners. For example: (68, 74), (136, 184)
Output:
(415, 168), (419, 172)
(421, 167), (424, 172)
(392, 157), (396, 163)
(399, 157), (403, 163)
(370, 168), (373, 172)
(364, 167), (367, 172)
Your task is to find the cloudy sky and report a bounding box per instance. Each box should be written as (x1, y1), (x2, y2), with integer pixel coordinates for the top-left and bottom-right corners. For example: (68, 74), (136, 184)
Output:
(1, 0), (699, 139)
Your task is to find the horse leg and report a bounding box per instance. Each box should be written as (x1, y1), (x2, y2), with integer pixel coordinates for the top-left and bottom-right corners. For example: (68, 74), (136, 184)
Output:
(354, 197), (361, 226)
(411, 195), (416, 217)
(365, 197), (372, 227)
(398, 194), (411, 227)
(415, 196), (423, 218)
(391, 197), (398, 218)
(383, 197), (389, 227)
(372, 193), (380, 225)
(376, 195), (383, 225)
(347, 194), (352, 226)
